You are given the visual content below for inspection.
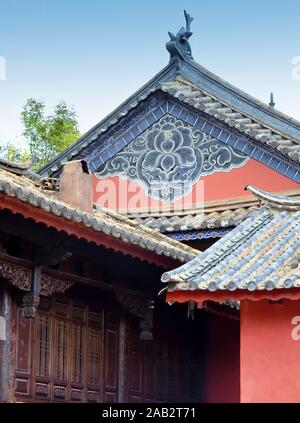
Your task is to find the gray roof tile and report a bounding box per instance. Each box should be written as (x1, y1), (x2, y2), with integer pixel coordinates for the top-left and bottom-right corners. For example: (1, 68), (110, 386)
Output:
(0, 167), (197, 264)
(162, 79), (300, 164)
(162, 186), (300, 292)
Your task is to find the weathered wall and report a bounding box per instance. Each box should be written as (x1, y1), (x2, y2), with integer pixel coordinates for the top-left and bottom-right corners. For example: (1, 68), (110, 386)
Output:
(240, 299), (300, 403)
(202, 313), (240, 403)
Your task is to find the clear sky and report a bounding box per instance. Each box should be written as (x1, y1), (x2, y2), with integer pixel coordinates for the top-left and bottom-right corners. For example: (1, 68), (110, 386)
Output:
(1, 0), (300, 146)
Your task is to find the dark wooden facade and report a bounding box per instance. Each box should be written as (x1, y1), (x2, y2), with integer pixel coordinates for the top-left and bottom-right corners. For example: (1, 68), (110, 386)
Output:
(0, 208), (203, 403)
(9, 285), (203, 403)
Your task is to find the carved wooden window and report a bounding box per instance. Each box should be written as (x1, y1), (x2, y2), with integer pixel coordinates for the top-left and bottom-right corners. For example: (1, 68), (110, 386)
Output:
(35, 313), (51, 378)
(71, 323), (84, 384)
(54, 319), (68, 381)
(88, 327), (101, 385)
(15, 293), (203, 403)
(14, 295), (121, 402)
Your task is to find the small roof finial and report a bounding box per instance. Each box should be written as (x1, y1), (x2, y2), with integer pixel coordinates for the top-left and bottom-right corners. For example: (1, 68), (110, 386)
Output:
(166, 10), (194, 64)
(269, 92), (275, 108)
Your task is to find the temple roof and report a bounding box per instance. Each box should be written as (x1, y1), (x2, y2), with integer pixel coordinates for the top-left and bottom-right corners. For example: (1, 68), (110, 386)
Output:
(161, 186), (300, 293)
(131, 205), (257, 233)
(0, 164), (197, 264)
(38, 13), (300, 181)
(124, 189), (300, 235)
(162, 79), (300, 165)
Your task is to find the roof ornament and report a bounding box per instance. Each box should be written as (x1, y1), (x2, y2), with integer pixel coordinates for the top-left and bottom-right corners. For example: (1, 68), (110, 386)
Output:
(269, 92), (275, 108)
(245, 185), (300, 210)
(166, 10), (194, 66)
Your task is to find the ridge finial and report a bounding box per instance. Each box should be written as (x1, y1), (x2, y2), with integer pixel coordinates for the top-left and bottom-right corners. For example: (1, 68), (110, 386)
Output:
(269, 92), (275, 108)
(166, 10), (194, 65)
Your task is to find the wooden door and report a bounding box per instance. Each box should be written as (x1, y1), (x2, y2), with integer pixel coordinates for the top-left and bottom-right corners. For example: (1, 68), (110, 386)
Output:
(127, 314), (202, 403)
(14, 292), (203, 403)
(14, 295), (119, 402)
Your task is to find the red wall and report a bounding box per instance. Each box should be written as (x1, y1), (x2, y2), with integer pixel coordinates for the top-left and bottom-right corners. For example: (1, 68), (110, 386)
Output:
(203, 314), (240, 403)
(93, 158), (299, 209)
(240, 300), (300, 403)
(202, 159), (299, 202)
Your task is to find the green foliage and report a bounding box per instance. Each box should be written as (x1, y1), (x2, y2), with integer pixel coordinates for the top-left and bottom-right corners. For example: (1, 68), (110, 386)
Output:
(0, 142), (29, 163)
(21, 98), (80, 169)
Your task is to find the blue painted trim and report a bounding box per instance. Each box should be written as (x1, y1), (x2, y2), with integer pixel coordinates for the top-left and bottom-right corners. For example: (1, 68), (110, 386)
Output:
(168, 228), (233, 241)
(38, 56), (300, 178)
(88, 97), (169, 172)
(38, 63), (177, 176)
(88, 95), (300, 183)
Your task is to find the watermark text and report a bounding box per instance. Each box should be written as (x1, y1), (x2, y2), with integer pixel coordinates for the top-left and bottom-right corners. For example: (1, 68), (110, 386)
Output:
(0, 56), (6, 80)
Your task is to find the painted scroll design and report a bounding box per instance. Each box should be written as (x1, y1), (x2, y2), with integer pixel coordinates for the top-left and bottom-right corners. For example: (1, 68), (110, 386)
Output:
(96, 115), (248, 202)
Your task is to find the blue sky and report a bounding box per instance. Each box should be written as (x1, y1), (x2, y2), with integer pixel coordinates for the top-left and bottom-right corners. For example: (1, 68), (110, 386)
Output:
(1, 0), (300, 146)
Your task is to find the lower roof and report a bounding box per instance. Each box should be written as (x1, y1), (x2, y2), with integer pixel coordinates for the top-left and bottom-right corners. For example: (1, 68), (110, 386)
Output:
(123, 189), (300, 234)
(0, 165), (198, 266)
(161, 186), (300, 299)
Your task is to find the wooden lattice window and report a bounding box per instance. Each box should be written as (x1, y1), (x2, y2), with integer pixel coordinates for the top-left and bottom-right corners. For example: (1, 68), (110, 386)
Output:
(54, 319), (68, 381)
(15, 295), (120, 402)
(71, 323), (85, 384)
(36, 314), (51, 378)
(88, 328), (101, 385)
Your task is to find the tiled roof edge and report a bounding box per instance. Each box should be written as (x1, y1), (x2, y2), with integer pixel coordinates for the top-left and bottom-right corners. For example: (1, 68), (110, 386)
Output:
(38, 63), (176, 177)
(0, 171), (198, 264)
(181, 60), (300, 139)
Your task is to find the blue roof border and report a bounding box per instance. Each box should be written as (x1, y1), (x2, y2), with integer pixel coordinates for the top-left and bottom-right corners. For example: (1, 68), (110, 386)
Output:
(86, 95), (300, 183)
(38, 56), (300, 179)
(168, 228), (233, 241)
(180, 59), (300, 141)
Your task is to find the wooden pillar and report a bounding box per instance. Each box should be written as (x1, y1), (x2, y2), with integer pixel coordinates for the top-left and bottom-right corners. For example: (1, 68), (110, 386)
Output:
(117, 312), (128, 403)
(0, 281), (15, 402)
(23, 256), (41, 318)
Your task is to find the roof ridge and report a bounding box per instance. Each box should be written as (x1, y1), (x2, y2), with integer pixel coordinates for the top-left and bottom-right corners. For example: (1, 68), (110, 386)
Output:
(168, 76), (300, 143)
(182, 59), (300, 135)
(38, 45), (300, 176)
(39, 63), (176, 176)
(161, 79), (300, 165)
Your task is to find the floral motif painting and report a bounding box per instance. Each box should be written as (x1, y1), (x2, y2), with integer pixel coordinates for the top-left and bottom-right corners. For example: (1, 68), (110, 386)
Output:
(96, 115), (248, 202)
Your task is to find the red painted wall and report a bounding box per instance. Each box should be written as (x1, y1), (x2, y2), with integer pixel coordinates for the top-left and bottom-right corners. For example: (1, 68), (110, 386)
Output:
(93, 158), (299, 209)
(203, 314), (240, 403)
(202, 159), (299, 202)
(240, 300), (300, 403)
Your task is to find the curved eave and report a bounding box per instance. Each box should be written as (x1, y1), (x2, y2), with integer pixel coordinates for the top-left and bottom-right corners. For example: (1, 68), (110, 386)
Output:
(166, 288), (300, 303)
(0, 194), (193, 269)
(246, 185), (300, 209)
(166, 288), (300, 304)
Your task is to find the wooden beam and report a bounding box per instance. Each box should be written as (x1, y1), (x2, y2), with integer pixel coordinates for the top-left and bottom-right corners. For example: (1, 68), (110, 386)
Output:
(0, 252), (159, 302)
(0, 209), (176, 270)
(22, 254), (42, 318)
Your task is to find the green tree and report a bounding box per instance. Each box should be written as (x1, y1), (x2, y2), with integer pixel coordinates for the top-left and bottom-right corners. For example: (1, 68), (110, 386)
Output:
(21, 98), (80, 169)
(0, 141), (29, 163)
